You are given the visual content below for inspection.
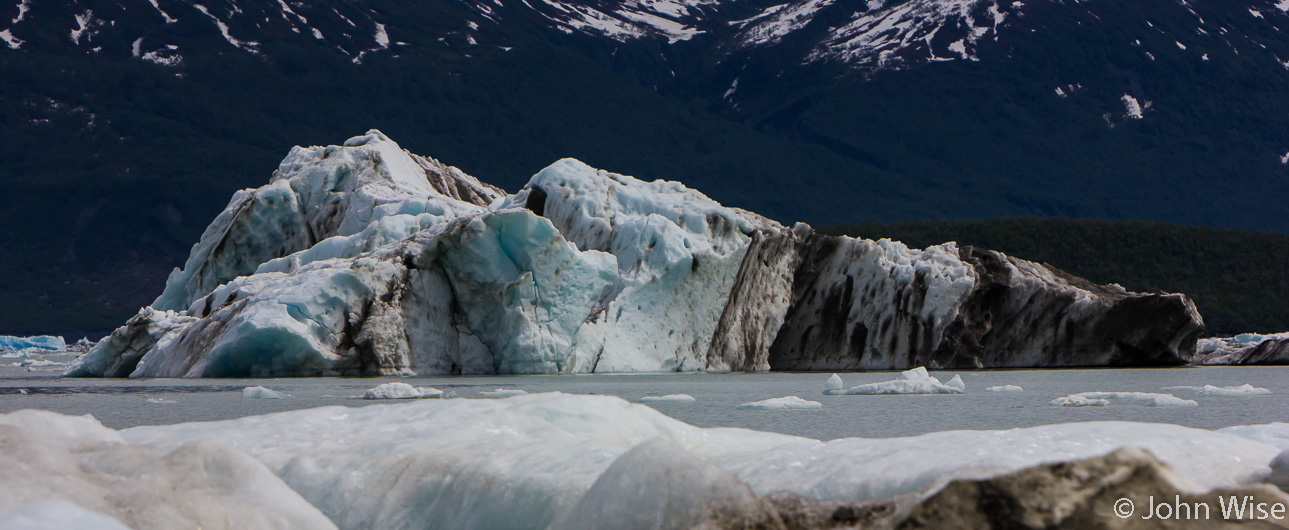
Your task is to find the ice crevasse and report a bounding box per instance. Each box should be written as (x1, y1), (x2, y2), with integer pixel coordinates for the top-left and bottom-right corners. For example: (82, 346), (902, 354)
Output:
(68, 130), (1205, 377)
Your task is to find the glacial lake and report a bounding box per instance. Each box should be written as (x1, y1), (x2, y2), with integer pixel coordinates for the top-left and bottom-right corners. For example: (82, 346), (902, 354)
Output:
(1, 359), (1285, 439)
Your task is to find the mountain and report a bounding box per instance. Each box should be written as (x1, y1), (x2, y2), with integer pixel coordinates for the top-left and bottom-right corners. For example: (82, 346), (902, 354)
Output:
(2, 0), (1289, 337)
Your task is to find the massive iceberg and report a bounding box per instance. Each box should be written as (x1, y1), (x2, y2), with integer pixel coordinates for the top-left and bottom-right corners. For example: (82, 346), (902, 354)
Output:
(1195, 333), (1289, 365)
(68, 131), (1204, 377)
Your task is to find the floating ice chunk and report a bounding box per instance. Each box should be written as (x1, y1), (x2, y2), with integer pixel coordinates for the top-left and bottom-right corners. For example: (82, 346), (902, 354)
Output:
(737, 396), (822, 410)
(146, 397), (177, 404)
(826, 367), (963, 395)
(16, 359), (64, 367)
(480, 388), (528, 398)
(0, 500), (134, 530)
(1163, 384), (1271, 397)
(1051, 392), (1197, 407)
(639, 394), (696, 402)
(1050, 395), (1110, 407)
(824, 373), (843, 390)
(985, 385), (1024, 392)
(362, 382), (442, 399)
(242, 386), (288, 399)
(1235, 333), (1265, 343)
(945, 374), (965, 391)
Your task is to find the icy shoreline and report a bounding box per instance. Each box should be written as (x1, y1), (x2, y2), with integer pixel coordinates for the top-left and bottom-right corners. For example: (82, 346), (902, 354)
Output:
(2, 392), (1286, 529)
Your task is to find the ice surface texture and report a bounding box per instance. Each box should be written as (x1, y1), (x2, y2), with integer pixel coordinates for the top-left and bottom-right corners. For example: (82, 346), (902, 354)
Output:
(0, 410), (337, 530)
(1196, 333), (1289, 365)
(69, 130), (1205, 377)
(0, 335), (65, 353)
(113, 393), (1286, 530)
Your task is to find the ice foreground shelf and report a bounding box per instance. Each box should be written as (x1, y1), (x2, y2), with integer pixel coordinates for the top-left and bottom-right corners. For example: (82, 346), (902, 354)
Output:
(106, 392), (1288, 530)
(69, 130), (1204, 377)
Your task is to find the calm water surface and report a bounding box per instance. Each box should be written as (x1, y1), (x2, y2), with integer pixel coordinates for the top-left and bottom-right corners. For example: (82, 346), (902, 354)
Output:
(2, 357), (1286, 440)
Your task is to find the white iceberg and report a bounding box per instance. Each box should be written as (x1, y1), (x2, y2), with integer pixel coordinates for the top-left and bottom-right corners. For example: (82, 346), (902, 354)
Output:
(1050, 392), (1197, 407)
(242, 386), (288, 399)
(479, 388), (527, 398)
(1162, 384), (1271, 397)
(985, 385), (1023, 392)
(824, 373), (843, 390)
(639, 394), (696, 402)
(945, 374), (965, 391)
(736, 396), (822, 410)
(825, 367), (964, 395)
(362, 382), (442, 399)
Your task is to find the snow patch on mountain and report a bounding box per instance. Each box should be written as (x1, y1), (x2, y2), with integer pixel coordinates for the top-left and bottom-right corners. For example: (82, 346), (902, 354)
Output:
(69, 10), (107, 46)
(0, 28), (20, 49)
(735, 0), (835, 48)
(808, 0), (1020, 67)
(1122, 94), (1144, 119)
(520, 0), (713, 43)
(146, 0), (177, 24)
(192, 4), (260, 53)
(10, 0), (28, 24)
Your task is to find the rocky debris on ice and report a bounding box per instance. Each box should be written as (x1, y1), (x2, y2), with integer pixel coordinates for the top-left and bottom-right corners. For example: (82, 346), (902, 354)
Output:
(1195, 332), (1289, 365)
(0, 335), (65, 355)
(1050, 391), (1197, 407)
(69, 130), (1206, 378)
(825, 367), (964, 395)
(1163, 384), (1271, 397)
(362, 382), (442, 399)
(984, 385), (1023, 392)
(899, 447), (1289, 530)
(0, 500), (134, 530)
(102, 393), (1289, 530)
(736, 396), (822, 410)
(0, 409), (336, 530)
(242, 386), (288, 399)
(639, 394), (696, 402)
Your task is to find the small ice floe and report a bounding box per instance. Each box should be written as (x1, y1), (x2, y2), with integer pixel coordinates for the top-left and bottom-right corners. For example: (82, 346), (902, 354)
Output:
(1162, 384), (1271, 397)
(1051, 395), (1110, 407)
(640, 394), (696, 403)
(16, 359), (64, 367)
(1050, 392), (1197, 407)
(736, 396), (822, 410)
(825, 367), (964, 395)
(362, 382), (443, 400)
(986, 385), (1024, 392)
(825, 373), (844, 390)
(479, 388), (527, 398)
(146, 397), (178, 404)
(242, 386), (288, 399)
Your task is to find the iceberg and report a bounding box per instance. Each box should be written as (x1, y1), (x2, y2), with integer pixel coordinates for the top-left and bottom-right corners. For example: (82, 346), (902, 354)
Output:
(0, 335), (66, 354)
(68, 131), (1207, 378)
(479, 388), (528, 398)
(1050, 392), (1198, 407)
(242, 386), (288, 399)
(1163, 384), (1272, 397)
(639, 394), (696, 402)
(362, 382), (442, 399)
(824, 373), (843, 390)
(736, 396), (823, 410)
(984, 384), (1024, 392)
(1195, 333), (1289, 365)
(824, 367), (964, 395)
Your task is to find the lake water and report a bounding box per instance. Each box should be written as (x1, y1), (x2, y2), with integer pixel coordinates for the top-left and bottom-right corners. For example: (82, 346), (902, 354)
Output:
(2, 356), (1285, 439)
